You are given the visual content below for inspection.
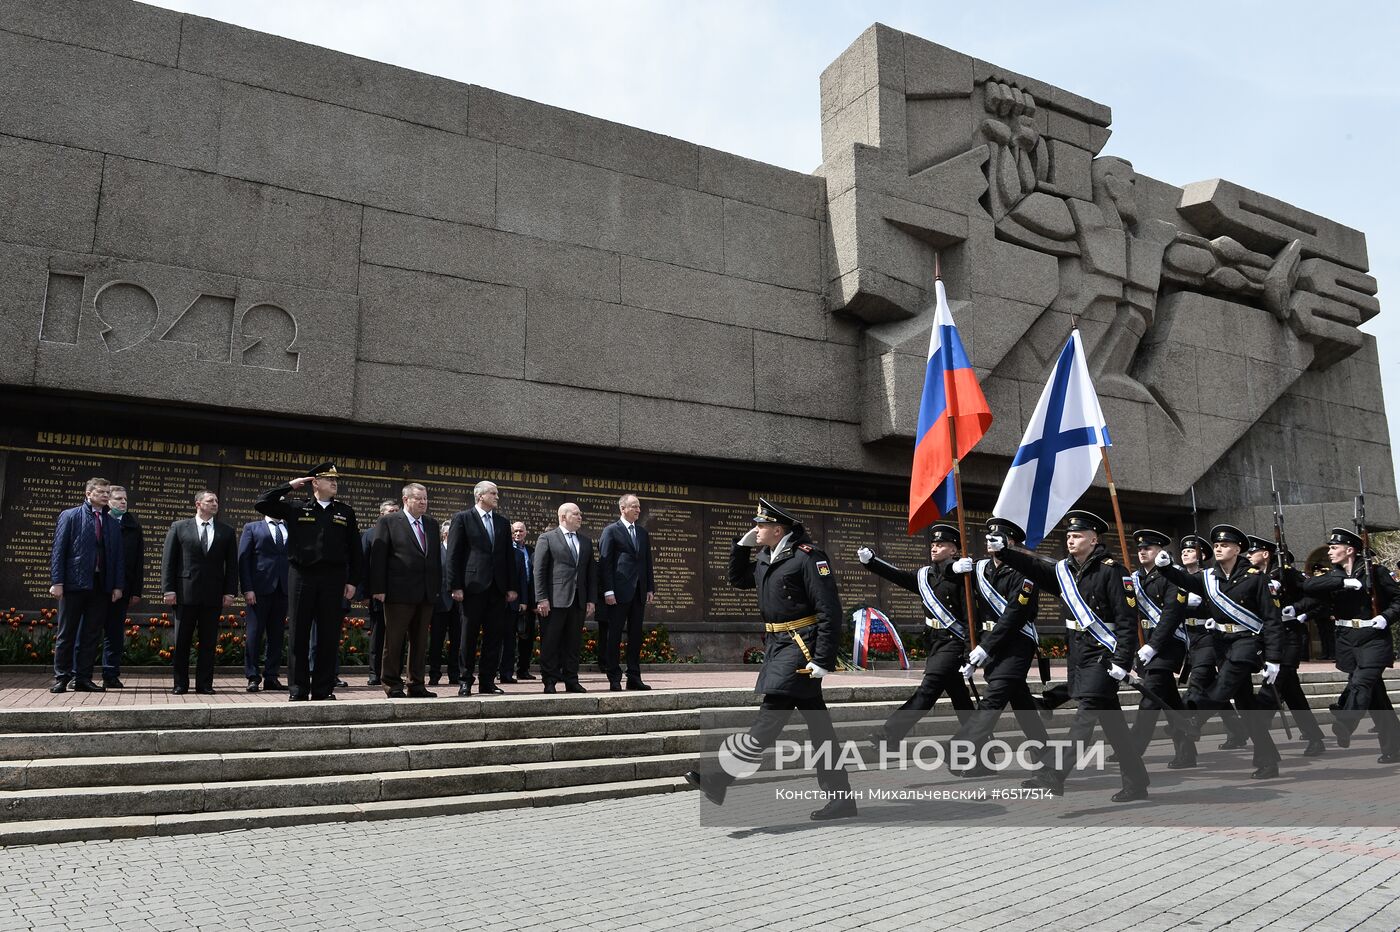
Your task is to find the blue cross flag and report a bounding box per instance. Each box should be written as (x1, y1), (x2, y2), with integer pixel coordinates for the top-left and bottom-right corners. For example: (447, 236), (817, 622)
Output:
(992, 330), (1111, 548)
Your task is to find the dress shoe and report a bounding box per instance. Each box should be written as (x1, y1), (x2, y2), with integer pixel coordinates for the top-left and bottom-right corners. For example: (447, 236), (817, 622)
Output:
(1111, 786), (1149, 803)
(499, 676), (518, 684)
(1379, 751), (1400, 764)
(429, 675), (441, 686)
(311, 693), (336, 701)
(626, 681), (652, 691)
(171, 686), (188, 695)
(103, 677), (125, 689)
(1218, 736), (1248, 751)
(386, 689), (407, 699)
(264, 678), (285, 690)
(810, 798), (859, 821)
(49, 680), (69, 694)
(609, 681), (623, 692)
(289, 693), (309, 701)
(683, 770), (727, 806)
(366, 676), (382, 687)
(1021, 775), (1063, 796)
(1250, 763), (1280, 779)
(196, 687), (216, 695)
(1331, 723), (1351, 748)
(407, 687), (437, 698)
(246, 679), (261, 693)
(479, 684), (505, 695)
(458, 684), (472, 697)
(543, 684), (558, 693)
(517, 672), (537, 680)
(1303, 739), (1326, 757)
(73, 679), (105, 693)
(335, 678), (349, 688)
(1166, 753), (1198, 770)
(565, 682), (587, 693)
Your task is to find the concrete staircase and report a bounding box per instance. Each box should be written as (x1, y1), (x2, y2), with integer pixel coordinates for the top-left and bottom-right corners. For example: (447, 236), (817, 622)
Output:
(0, 671), (1385, 845)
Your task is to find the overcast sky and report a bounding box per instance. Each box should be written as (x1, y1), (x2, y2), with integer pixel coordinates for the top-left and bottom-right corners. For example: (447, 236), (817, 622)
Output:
(149, 0), (1400, 469)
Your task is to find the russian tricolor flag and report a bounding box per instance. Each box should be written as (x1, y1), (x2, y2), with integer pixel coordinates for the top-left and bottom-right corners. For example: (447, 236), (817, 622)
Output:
(908, 278), (992, 534)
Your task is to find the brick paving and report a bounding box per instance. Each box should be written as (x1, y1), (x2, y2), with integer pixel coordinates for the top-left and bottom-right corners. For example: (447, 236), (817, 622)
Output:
(0, 791), (1396, 931)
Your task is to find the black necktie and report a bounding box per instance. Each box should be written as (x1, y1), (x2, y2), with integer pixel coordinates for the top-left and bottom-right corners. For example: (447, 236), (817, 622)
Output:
(272, 522), (284, 547)
(201, 521), (211, 552)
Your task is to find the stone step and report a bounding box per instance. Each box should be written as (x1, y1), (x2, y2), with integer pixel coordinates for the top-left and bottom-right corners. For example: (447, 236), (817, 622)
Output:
(0, 775), (692, 847)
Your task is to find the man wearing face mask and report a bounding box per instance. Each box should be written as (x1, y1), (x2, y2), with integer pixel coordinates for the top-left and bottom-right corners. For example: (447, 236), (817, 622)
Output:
(1247, 537), (1326, 756)
(1156, 524), (1283, 779)
(856, 524), (975, 748)
(684, 499), (855, 821)
(990, 510), (1149, 802)
(1294, 528), (1400, 762)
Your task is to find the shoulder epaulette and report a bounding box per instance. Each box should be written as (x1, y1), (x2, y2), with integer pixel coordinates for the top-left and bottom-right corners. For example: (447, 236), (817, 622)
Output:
(1103, 557), (1114, 566)
(797, 543), (815, 553)
(1247, 567), (1260, 574)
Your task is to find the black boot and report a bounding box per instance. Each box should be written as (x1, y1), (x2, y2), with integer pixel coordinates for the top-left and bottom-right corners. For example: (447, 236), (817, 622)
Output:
(1303, 738), (1326, 757)
(810, 797), (858, 821)
(683, 771), (727, 806)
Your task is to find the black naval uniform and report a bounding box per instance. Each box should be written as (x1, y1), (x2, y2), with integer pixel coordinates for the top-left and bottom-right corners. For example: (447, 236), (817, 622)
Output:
(1175, 567), (1248, 747)
(1298, 558), (1400, 758)
(720, 523), (851, 796)
(949, 555), (1051, 761)
(256, 482), (362, 700)
(865, 555), (975, 743)
(1129, 565), (1196, 766)
(1265, 563), (1326, 750)
(997, 542), (1149, 795)
(1160, 558), (1282, 772)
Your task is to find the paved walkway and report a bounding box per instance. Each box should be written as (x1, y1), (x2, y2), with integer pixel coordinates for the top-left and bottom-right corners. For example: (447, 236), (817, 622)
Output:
(0, 663), (1345, 708)
(0, 791), (1396, 931)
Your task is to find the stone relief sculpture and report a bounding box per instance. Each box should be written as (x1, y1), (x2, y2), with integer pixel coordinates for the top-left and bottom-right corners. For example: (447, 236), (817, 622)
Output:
(819, 26), (1380, 498)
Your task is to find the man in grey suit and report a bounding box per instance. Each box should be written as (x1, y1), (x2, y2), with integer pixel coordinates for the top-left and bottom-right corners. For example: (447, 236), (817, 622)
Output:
(534, 502), (597, 694)
(161, 491), (238, 695)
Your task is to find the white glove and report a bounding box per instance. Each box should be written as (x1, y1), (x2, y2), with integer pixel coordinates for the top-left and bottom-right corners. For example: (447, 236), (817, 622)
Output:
(1343, 578), (1363, 590)
(1263, 662), (1280, 684)
(966, 645), (988, 668)
(1268, 580), (1281, 594)
(1108, 664), (1129, 681)
(1187, 593), (1202, 607)
(1297, 613), (1308, 624)
(1281, 605), (1297, 621)
(1136, 644), (1156, 665)
(959, 663), (977, 681)
(1154, 550), (1172, 568)
(856, 546), (873, 564)
(737, 528), (759, 548)
(1372, 615), (1389, 630)
(985, 534), (1005, 552)
(952, 557), (974, 574)
(802, 661), (829, 679)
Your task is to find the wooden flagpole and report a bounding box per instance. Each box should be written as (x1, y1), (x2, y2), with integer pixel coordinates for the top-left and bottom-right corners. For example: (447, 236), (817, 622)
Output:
(936, 253), (981, 650)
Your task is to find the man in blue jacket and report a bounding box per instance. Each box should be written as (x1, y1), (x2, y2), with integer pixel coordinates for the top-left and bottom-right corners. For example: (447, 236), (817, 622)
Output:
(598, 494), (656, 691)
(239, 512), (292, 692)
(49, 477), (126, 693)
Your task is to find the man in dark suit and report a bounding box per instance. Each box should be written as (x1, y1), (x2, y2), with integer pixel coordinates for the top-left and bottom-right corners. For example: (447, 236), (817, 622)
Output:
(510, 520), (538, 681)
(534, 502), (597, 693)
(358, 499), (399, 686)
(48, 477), (126, 693)
(256, 463), (362, 701)
(446, 480), (517, 695)
(428, 521), (461, 685)
(238, 511), (291, 692)
(161, 491), (239, 695)
(369, 483), (440, 698)
(95, 484), (143, 689)
(598, 493), (655, 692)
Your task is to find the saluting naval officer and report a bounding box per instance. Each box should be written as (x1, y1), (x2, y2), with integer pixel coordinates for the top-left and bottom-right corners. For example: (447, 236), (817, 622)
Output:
(684, 498), (856, 821)
(1128, 529), (1197, 769)
(1156, 524), (1282, 779)
(256, 462), (362, 701)
(1295, 527), (1400, 762)
(992, 509), (1150, 801)
(856, 524), (976, 748)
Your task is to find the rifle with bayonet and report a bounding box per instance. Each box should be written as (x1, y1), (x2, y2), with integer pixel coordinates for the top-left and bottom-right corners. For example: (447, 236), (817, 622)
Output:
(1356, 467), (1380, 617)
